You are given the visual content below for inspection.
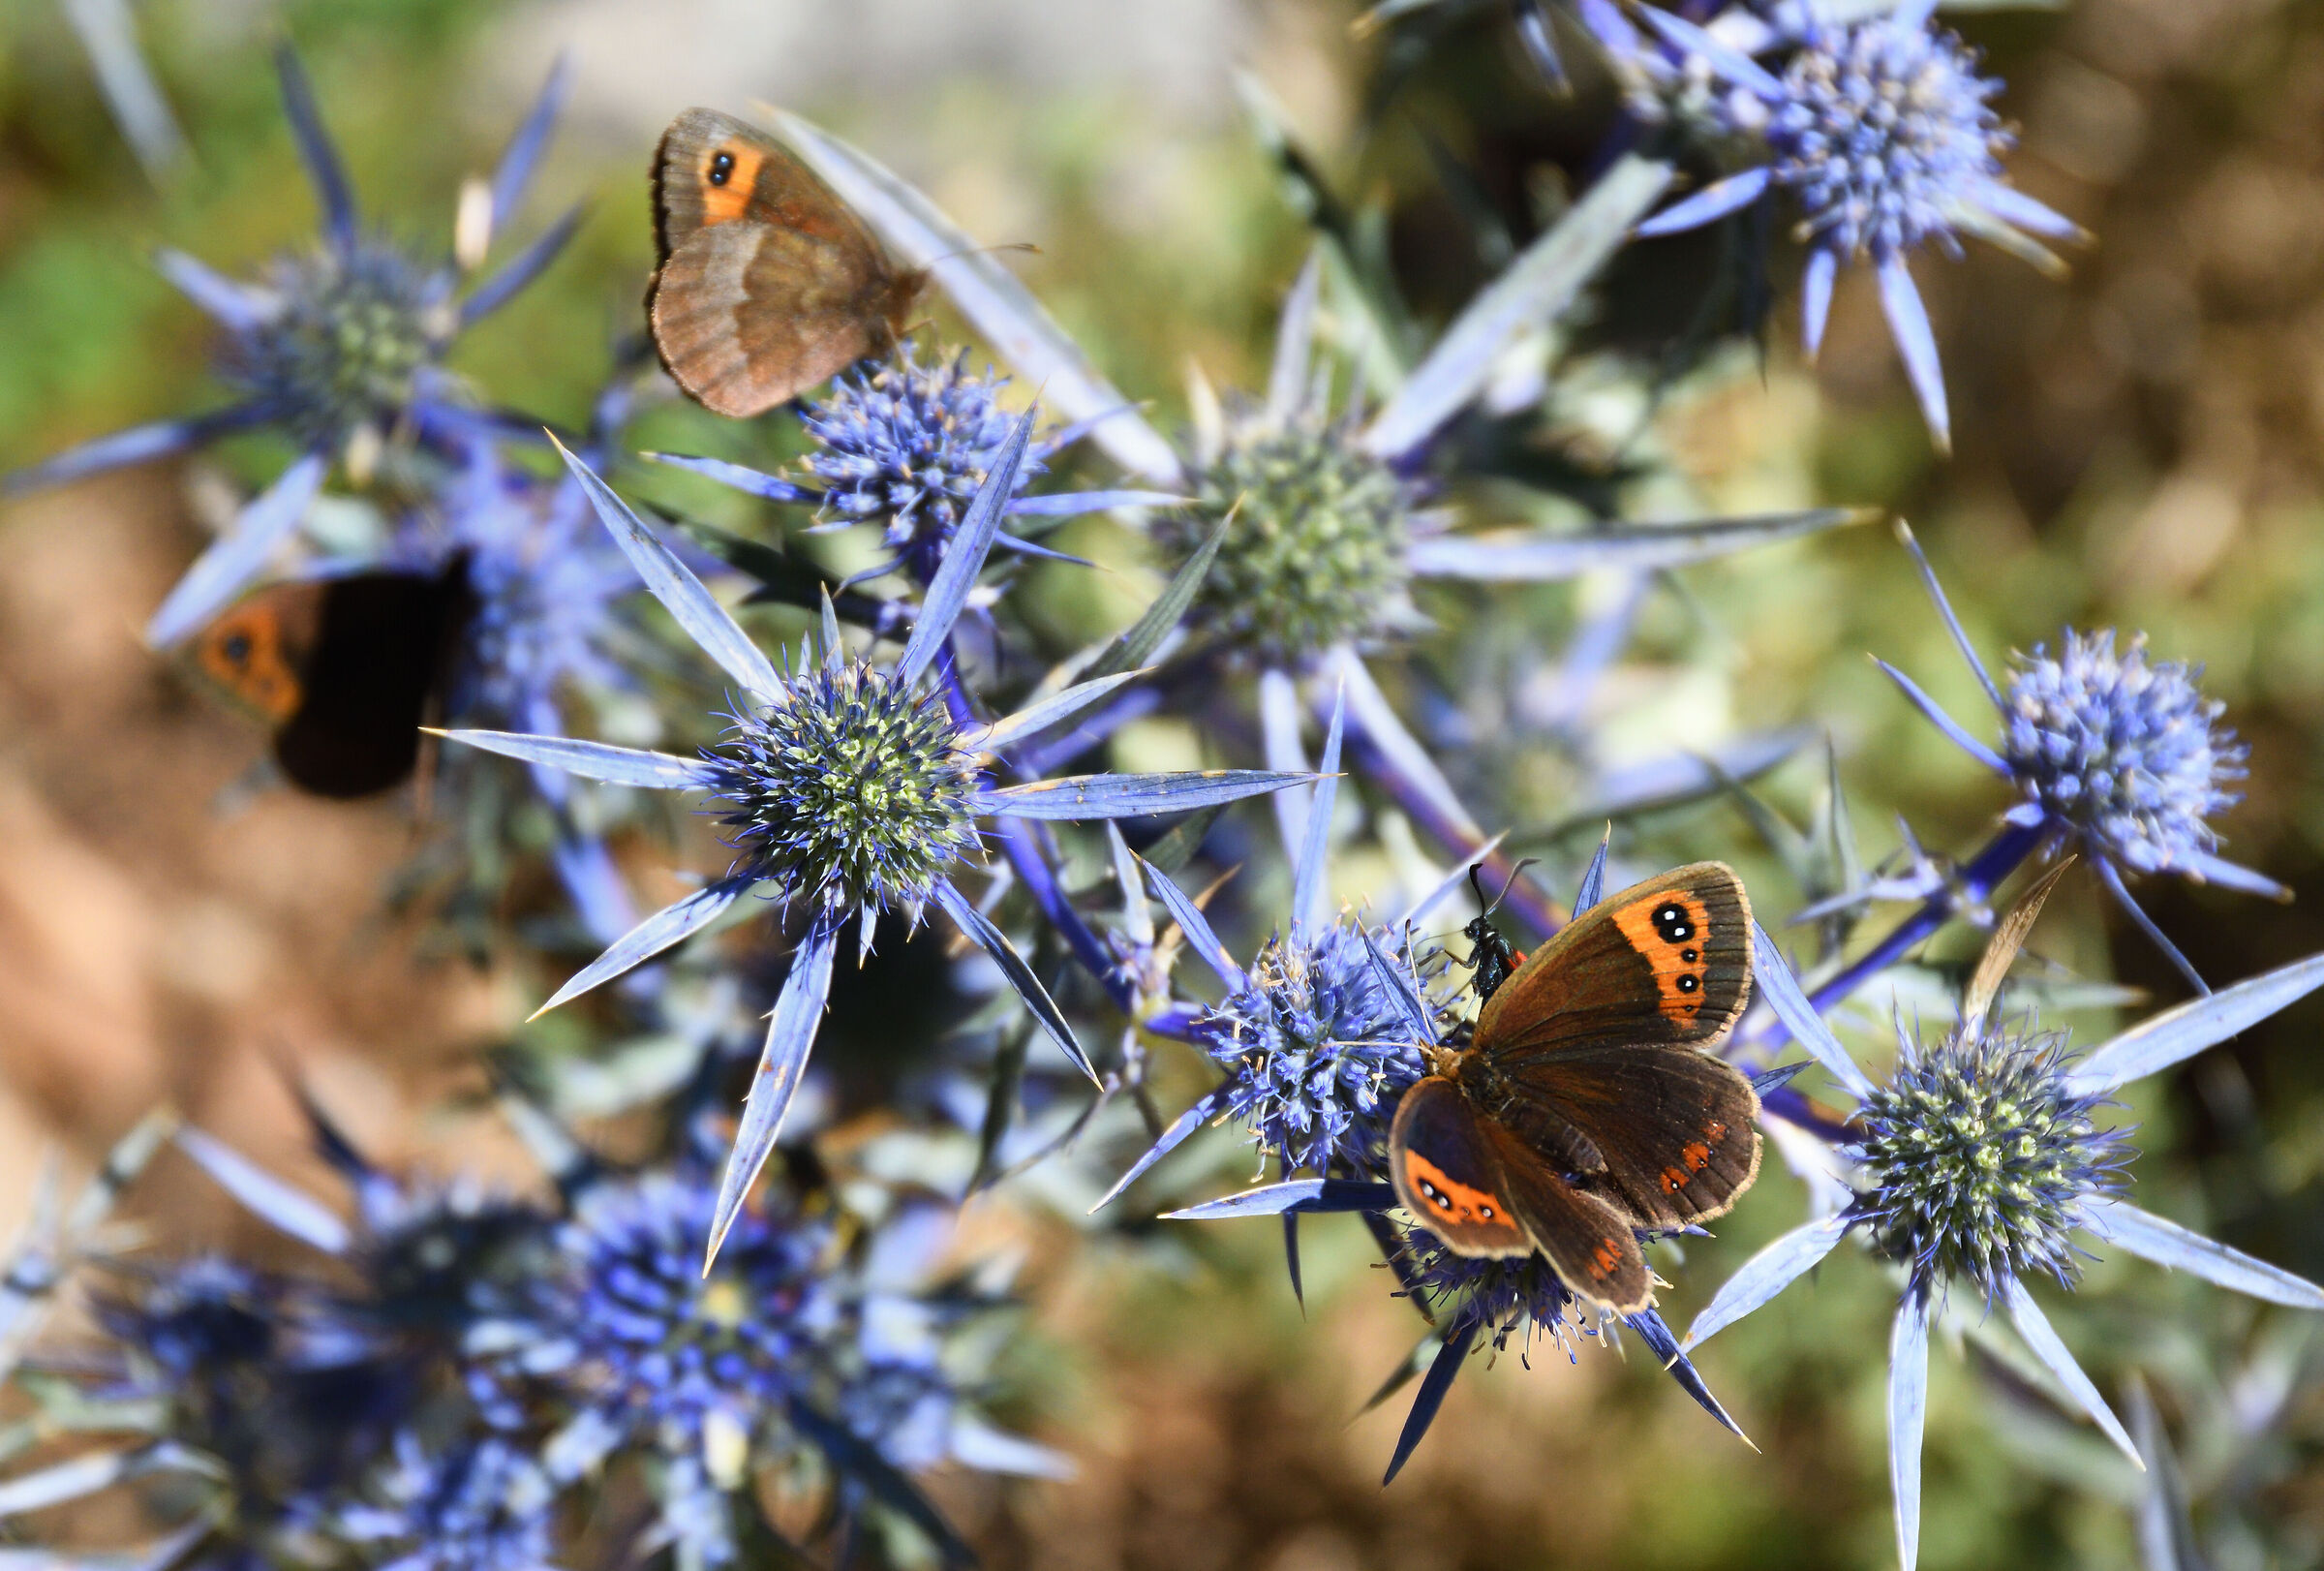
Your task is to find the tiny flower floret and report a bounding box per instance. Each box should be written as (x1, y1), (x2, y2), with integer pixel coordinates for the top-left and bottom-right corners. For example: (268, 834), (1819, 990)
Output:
(2001, 631), (2247, 877)
(1764, 17), (2007, 262)
(1852, 1020), (2127, 1298)
(230, 239), (455, 453)
(703, 660), (979, 911)
(1201, 919), (1438, 1173)
(1164, 413), (1416, 662)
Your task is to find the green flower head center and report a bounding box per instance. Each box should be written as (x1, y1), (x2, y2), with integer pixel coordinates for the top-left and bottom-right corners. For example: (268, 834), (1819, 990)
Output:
(713, 662), (980, 909)
(259, 248), (448, 445)
(1858, 1038), (2112, 1290)
(1169, 423), (1412, 662)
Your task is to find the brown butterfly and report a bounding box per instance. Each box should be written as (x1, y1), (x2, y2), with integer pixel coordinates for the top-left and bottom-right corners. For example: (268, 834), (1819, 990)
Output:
(1388, 862), (1762, 1313)
(648, 108), (925, 418)
(192, 565), (474, 799)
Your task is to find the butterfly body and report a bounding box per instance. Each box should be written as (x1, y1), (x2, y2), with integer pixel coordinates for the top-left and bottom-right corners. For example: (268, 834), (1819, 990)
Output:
(1390, 862), (1763, 1312)
(649, 108), (925, 418)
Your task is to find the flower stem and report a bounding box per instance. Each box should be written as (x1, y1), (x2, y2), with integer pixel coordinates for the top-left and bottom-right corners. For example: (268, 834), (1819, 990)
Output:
(1753, 820), (2047, 1053)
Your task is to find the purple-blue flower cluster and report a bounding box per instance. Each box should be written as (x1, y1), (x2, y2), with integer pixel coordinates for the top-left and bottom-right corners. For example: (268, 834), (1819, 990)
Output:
(9, 11), (2324, 1563)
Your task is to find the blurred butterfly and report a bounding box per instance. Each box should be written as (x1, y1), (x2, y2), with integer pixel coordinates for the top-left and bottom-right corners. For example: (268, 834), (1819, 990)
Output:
(648, 108), (925, 418)
(191, 563), (474, 799)
(1389, 861), (1763, 1312)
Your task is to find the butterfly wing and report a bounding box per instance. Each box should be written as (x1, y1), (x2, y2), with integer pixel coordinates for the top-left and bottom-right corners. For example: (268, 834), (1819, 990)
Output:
(1389, 1078), (1653, 1310)
(1473, 863), (1761, 1232)
(650, 108), (918, 417)
(271, 570), (471, 799)
(649, 222), (903, 417)
(1476, 862), (1754, 1057)
(1388, 1076), (1532, 1258)
(654, 108), (880, 256)
(193, 588), (320, 724)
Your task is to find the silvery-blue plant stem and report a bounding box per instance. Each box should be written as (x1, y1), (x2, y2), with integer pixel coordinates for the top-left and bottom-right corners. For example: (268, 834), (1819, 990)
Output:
(1752, 819), (2046, 1053)
(1338, 726), (1565, 940)
(939, 657), (1133, 1012)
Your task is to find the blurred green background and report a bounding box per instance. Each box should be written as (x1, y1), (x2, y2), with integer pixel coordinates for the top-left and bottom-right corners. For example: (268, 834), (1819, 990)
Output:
(2, 1), (2321, 1566)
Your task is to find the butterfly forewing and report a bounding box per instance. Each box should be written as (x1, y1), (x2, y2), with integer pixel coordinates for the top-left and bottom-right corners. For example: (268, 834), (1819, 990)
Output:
(1475, 863), (1754, 1059)
(1388, 1077), (1532, 1257)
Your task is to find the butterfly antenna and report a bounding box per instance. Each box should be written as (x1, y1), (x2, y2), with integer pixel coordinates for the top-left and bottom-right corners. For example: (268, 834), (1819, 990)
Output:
(922, 240), (1042, 270)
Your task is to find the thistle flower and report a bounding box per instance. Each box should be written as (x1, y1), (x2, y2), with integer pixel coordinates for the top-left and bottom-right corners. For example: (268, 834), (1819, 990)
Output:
(1159, 390), (1424, 664)
(1200, 919), (1438, 1175)
(5, 46), (581, 647)
(474, 1162), (1051, 1566)
(1697, 897), (2324, 1571)
(1630, 0), (2081, 449)
(340, 1435), (558, 1571)
(1875, 524), (2279, 990)
(648, 341), (1177, 586)
(431, 435), (640, 735)
(441, 416), (1306, 1261)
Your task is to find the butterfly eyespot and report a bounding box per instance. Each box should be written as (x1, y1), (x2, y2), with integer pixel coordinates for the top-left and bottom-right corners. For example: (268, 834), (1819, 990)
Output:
(1676, 973), (1700, 994)
(1478, 1206), (1494, 1220)
(1680, 947), (1698, 964)
(1653, 902), (1695, 942)
(708, 150), (736, 186)
(221, 632), (253, 666)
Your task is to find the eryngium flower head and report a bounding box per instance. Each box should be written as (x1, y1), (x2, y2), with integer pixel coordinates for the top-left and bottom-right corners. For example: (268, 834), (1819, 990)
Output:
(543, 1170), (846, 1440)
(2001, 631), (2247, 878)
(1760, 16), (2006, 264)
(1401, 1230), (1594, 1353)
(703, 660), (979, 911)
(229, 240), (457, 456)
(803, 344), (1049, 577)
(341, 1434), (558, 1571)
(1199, 920), (1437, 1174)
(1851, 1019), (2127, 1299)
(1159, 408), (1418, 663)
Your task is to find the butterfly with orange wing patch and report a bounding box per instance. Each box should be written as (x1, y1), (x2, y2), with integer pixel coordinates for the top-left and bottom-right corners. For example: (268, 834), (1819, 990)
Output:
(648, 108), (926, 419)
(190, 564), (473, 799)
(1389, 862), (1763, 1313)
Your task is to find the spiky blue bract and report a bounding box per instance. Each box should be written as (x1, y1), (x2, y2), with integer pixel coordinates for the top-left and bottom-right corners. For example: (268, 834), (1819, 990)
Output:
(1197, 919), (1443, 1174)
(703, 661), (979, 912)
(1157, 405), (1420, 663)
(1850, 1017), (2129, 1300)
(1999, 631), (2248, 879)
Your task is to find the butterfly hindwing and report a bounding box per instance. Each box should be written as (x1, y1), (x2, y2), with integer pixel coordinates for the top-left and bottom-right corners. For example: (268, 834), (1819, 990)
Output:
(1388, 1077), (1531, 1258)
(1474, 862), (1753, 1061)
(1504, 1046), (1762, 1231)
(1487, 1125), (1655, 1313)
